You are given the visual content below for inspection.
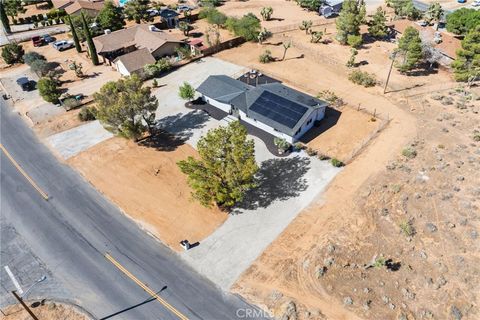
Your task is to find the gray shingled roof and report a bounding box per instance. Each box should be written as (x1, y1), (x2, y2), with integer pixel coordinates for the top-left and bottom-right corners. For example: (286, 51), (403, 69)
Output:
(196, 75), (252, 104)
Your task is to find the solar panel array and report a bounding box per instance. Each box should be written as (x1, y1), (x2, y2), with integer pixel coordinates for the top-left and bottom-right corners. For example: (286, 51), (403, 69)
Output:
(249, 91), (308, 129)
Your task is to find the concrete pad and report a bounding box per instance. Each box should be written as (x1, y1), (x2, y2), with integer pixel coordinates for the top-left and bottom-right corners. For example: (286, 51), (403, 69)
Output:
(181, 152), (341, 290)
(27, 103), (65, 124)
(47, 121), (113, 159)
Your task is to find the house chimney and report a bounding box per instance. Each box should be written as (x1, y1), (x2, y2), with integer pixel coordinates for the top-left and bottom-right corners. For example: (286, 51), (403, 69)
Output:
(104, 29), (111, 34)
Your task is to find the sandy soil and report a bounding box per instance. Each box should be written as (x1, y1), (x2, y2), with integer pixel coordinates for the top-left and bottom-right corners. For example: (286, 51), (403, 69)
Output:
(33, 108), (83, 138)
(212, 19), (477, 319)
(303, 106), (382, 163)
(2, 301), (90, 320)
(67, 137), (227, 250)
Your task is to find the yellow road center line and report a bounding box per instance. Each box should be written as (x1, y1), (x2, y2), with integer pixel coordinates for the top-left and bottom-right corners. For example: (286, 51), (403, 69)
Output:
(105, 253), (189, 320)
(0, 144), (49, 200)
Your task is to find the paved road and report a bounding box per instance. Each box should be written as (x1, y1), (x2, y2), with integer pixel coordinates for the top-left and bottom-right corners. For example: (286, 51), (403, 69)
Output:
(0, 99), (268, 319)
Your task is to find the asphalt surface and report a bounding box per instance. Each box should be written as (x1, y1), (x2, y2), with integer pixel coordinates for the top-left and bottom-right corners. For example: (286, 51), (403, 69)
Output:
(0, 99), (268, 319)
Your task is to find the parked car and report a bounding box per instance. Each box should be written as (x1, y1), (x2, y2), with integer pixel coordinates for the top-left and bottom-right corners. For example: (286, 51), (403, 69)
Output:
(41, 34), (55, 43)
(473, 0), (480, 6)
(31, 36), (44, 47)
(457, 0), (466, 3)
(419, 20), (428, 27)
(16, 77), (36, 92)
(177, 4), (192, 12)
(52, 40), (74, 51)
(146, 8), (159, 16)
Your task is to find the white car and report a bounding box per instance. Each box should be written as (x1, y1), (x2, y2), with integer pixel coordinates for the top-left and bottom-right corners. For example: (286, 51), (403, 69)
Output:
(52, 40), (74, 51)
(472, 0), (480, 6)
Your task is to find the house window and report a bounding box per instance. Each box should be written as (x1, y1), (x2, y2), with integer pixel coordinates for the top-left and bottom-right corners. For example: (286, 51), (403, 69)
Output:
(307, 118), (312, 125)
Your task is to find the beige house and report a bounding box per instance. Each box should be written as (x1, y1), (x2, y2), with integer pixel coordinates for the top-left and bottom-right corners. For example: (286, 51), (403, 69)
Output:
(52, 0), (104, 16)
(113, 48), (156, 77)
(92, 24), (184, 66)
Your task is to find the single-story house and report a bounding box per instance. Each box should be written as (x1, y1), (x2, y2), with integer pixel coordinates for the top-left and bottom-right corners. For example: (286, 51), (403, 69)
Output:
(159, 9), (180, 28)
(52, 0), (105, 16)
(113, 47), (156, 76)
(197, 75), (328, 143)
(93, 24), (185, 64)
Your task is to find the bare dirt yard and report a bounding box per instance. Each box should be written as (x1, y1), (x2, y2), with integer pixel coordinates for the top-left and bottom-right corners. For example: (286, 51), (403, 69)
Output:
(67, 137), (226, 250)
(210, 13), (479, 320)
(2, 301), (90, 320)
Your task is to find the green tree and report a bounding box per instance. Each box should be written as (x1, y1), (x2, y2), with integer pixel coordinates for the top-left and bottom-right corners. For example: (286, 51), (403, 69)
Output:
(66, 15), (81, 53)
(38, 77), (60, 103)
(177, 121), (258, 209)
(396, 26), (423, 72)
(178, 21), (190, 36)
(124, 0), (152, 24)
(0, 2), (11, 34)
(368, 6), (388, 38)
(336, 0), (366, 45)
(226, 13), (261, 41)
(346, 48), (358, 67)
(299, 20), (313, 34)
(296, 0), (324, 11)
(425, 2), (443, 30)
(94, 75), (158, 140)
(452, 25), (480, 83)
(386, 0), (422, 20)
(81, 12), (99, 65)
(446, 8), (480, 35)
(179, 82), (195, 101)
(4, 0), (25, 21)
(97, 0), (125, 31)
(23, 51), (46, 65)
(347, 34), (362, 48)
(199, 7), (227, 27)
(260, 6), (273, 21)
(1, 43), (24, 64)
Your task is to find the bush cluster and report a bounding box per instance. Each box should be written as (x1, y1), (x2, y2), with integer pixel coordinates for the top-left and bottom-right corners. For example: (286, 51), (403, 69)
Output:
(348, 70), (376, 87)
(78, 106), (97, 121)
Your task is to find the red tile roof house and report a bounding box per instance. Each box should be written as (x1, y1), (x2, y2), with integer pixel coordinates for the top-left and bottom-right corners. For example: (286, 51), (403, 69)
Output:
(390, 19), (462, 66)
(92, 24), (186, 76)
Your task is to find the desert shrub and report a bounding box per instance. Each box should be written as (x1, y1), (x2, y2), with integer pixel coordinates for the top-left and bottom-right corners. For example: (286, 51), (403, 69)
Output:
(317, 90), (344, 106)
(24, 51), (46, 66)
(317, 153), (330, 160)
(293, 142), (305, 151)
(331, 158), (344, 167)
(441, 96), (454, 105)
(399, 220), (415, 237)
(473, 131), (480, 142)
(274, 137), (291, 152)
(347, 34), (362, 48)
(306, 147), (318, 156)
(259, 50), (274, 63)
(402, 146), (417, 159)
(431, 94), (443, 100)
(30, 59), (55, 76)
(152, 78), (159, 88)
(373, 256), (386, 268)
(78, 106), (97, 121)
(348, 70), (376, 87)
(62, 97), (81, 110)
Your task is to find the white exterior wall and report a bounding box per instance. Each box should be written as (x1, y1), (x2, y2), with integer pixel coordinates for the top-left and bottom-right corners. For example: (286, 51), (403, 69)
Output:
(239, 110), (295, 144)
(114, 60), (131, 76)
(202, 95), (231, 113)
(292, 106), (326, 141)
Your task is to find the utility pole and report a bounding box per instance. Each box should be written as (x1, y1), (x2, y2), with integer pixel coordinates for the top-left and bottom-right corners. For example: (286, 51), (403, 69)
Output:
(11, 291), (40, 320)
(384, 51), (397, 94)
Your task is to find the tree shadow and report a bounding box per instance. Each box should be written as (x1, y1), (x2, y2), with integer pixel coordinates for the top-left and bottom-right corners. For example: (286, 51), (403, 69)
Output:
(138, 129), (186, 151)
(386, 259), (401, 271)
(154, 110), (210, 143)
(232, 156), (311, 213)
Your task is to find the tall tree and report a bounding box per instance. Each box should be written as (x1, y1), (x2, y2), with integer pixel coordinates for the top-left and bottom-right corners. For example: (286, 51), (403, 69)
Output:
(124, 0), (152, 24)
(177, 121), (258, 209)
(178, 82), (195, 101)
(452, 25), (480, 84)
(0, 2), (10, 34)
(386, 0), (422, 20)
(81, 12), (99, 65)
(94, 75), (158, 140)
(97, 0), (125, 31)
(66, 15), (81, 53)
(425, 2), (443, 30)
(395, 26), (423, 72)
(368, 6), (388, 38)
(446, 8), (480, 36)
(336, 0), (366, 45)
(4, 0), (25, 21)
(1, 42), (24, 64)
(38, 77), (61, 103)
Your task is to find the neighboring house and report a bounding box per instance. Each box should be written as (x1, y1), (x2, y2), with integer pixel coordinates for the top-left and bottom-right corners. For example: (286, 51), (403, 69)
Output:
(319, 0), (343, 18)
(52, 0), (104, 16)
(390, 19), (461, 65)
(159, 9), (180, 28)
(197, 75), (328, 143)
(113, 47), (156, 76)
(188, 38), (207, 56)
(93, 24), (184, 64)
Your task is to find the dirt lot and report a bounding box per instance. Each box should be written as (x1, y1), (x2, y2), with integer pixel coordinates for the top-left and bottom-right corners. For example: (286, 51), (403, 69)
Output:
(3, 301), (90, 320)
(67, 137), (226, 250)
(210, 13), (479, 320)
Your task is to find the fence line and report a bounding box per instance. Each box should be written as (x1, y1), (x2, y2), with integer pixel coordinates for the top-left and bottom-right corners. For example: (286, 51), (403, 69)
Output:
(269, 19), (335, 34)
